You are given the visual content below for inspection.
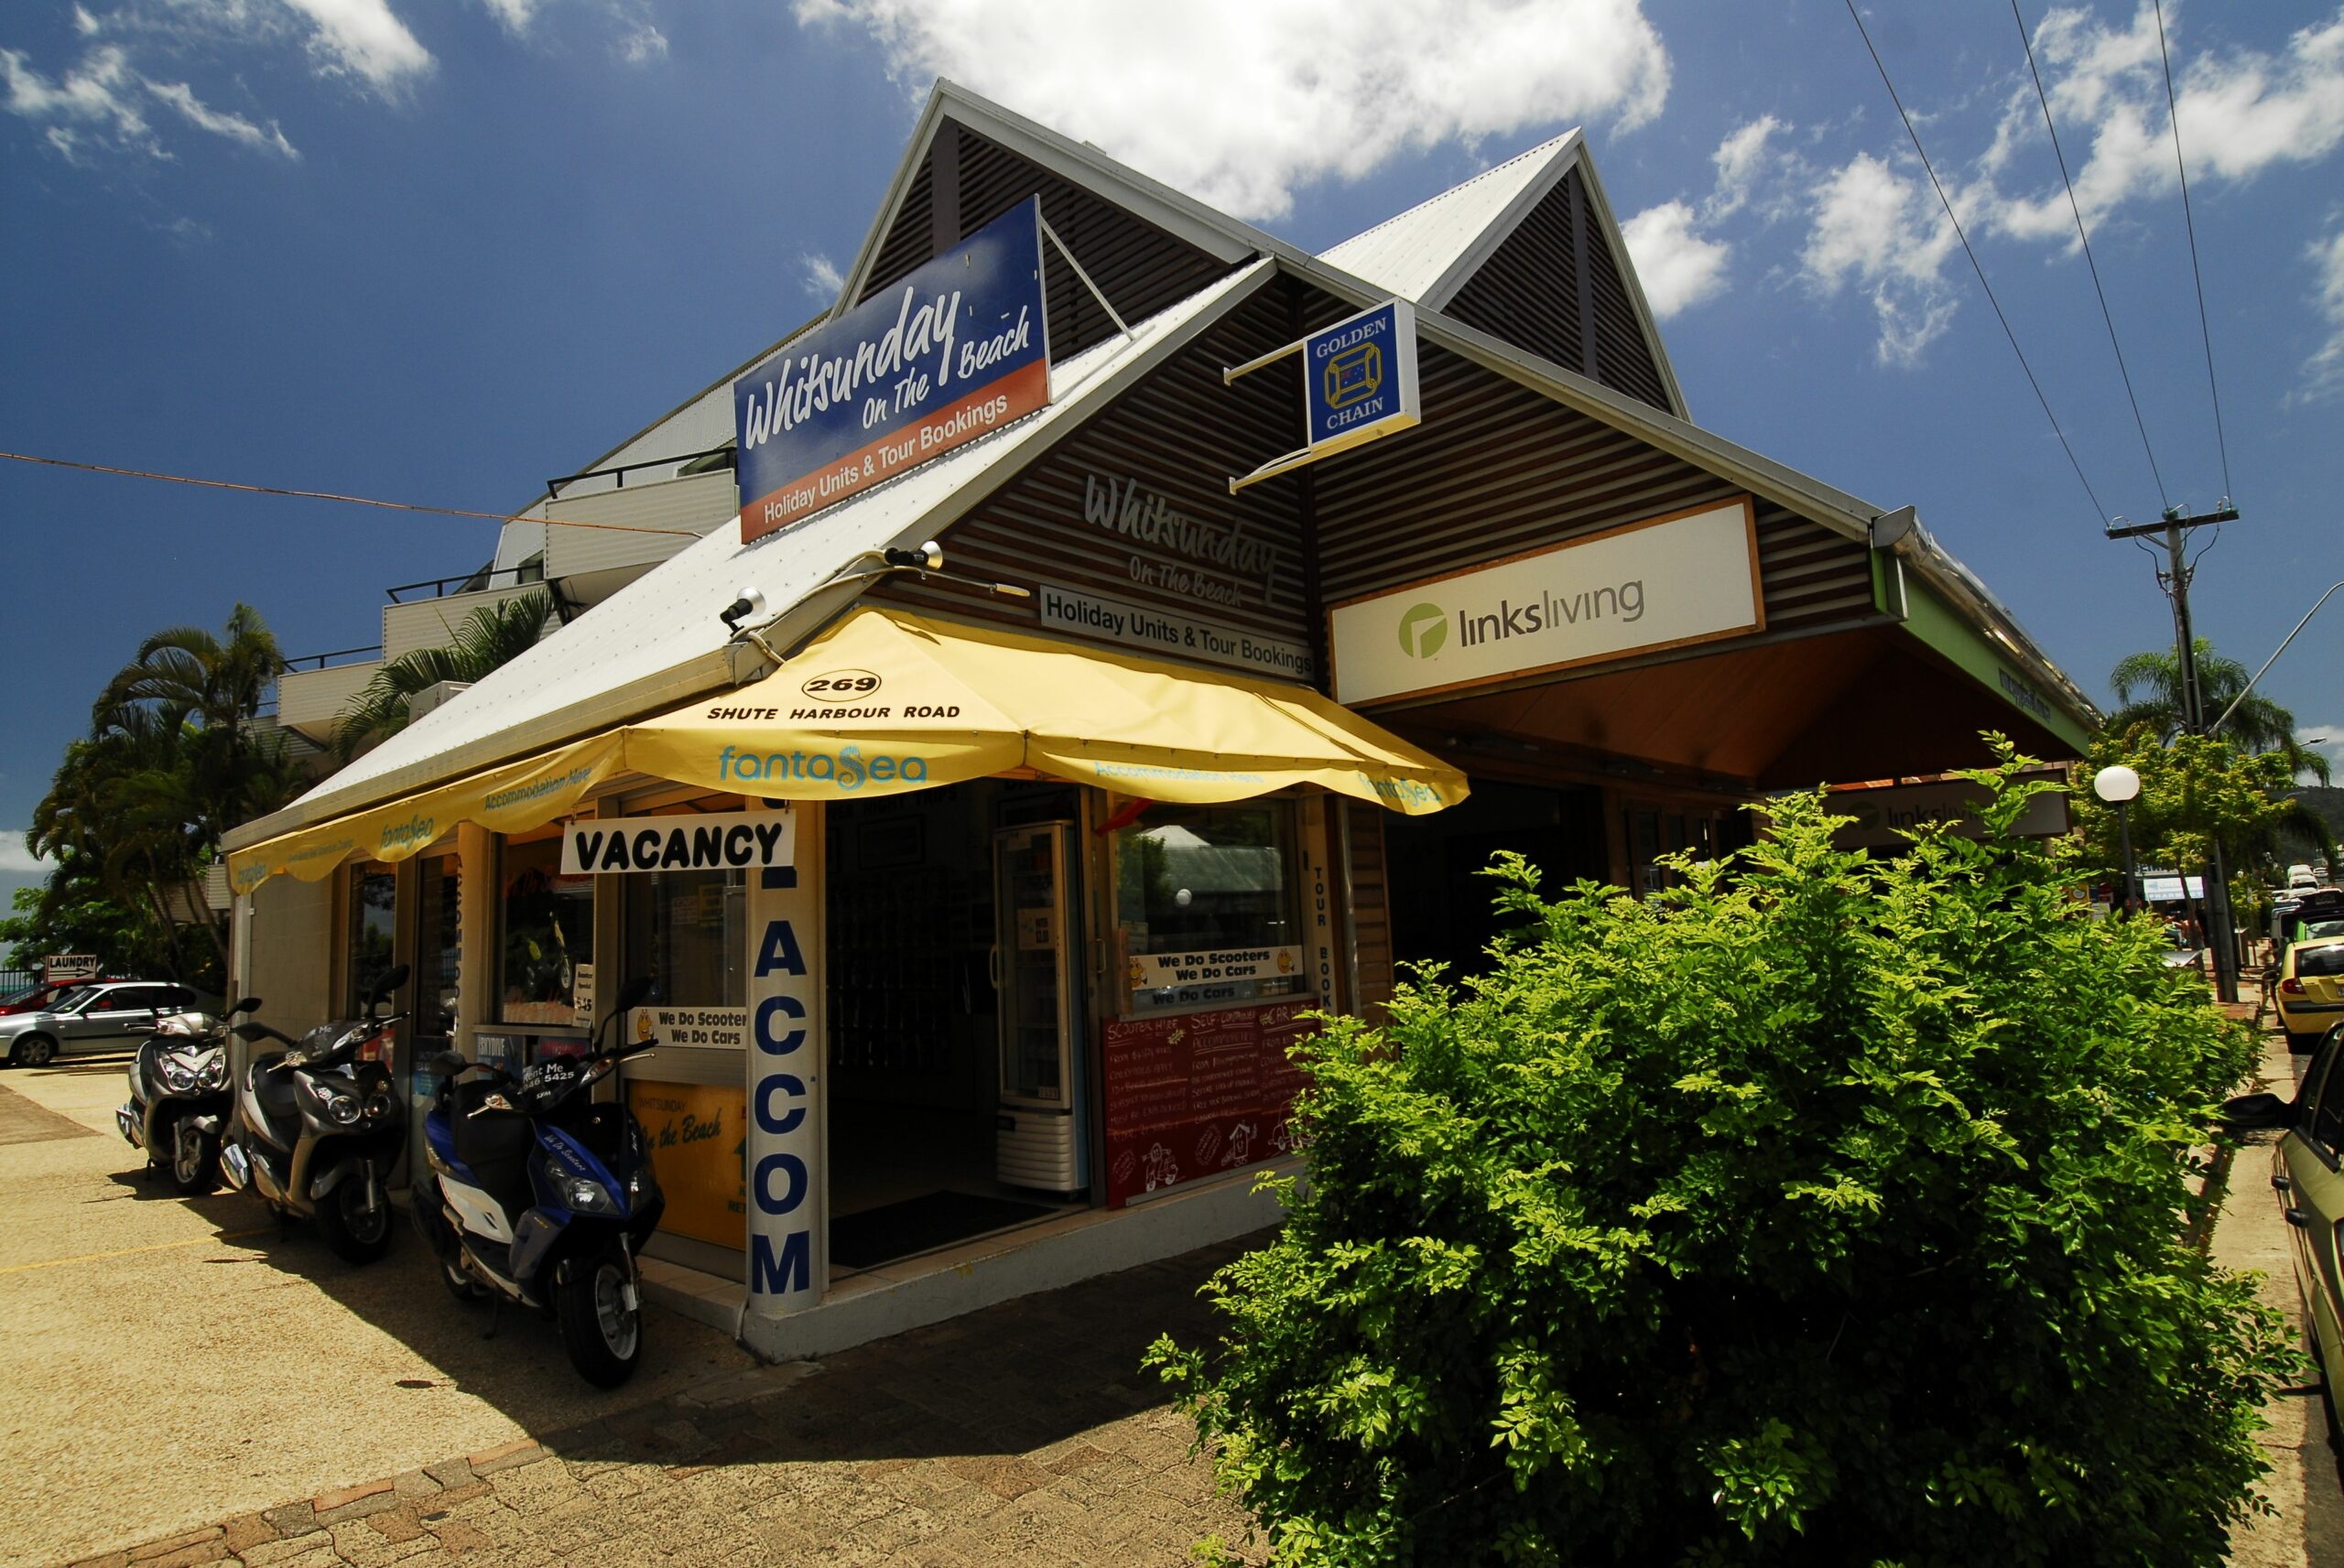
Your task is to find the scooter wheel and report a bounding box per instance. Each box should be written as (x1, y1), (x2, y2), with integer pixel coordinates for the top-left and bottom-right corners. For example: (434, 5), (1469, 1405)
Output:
(557, 1249), (643, 1388)
(315, 1174), (394, 1264)
(170, 1123), (221, 1196)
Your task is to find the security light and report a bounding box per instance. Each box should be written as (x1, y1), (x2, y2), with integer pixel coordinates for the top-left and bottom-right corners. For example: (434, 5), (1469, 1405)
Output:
(2091, 764), (2141, 804)
(719, 584), (768, 632)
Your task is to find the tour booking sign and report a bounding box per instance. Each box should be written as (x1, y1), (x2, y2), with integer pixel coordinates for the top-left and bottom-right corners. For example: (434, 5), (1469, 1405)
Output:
(733, 199), (1052, 544)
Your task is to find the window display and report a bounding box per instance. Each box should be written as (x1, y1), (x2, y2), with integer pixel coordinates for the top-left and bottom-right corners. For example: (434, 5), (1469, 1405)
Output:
(1112, 801), (1305, 1014)
(346, 863), (396, 1018)
(624, 869), (744, 1010)
(499, 837), (593, 1025)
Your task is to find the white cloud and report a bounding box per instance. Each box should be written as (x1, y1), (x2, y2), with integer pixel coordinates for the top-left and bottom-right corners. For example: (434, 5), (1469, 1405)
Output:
(794, 0), (1671, 220)
(276, 0), (432, 92)
(801, 251), (844, 300)
(2298, 222), (2344, 403)
(616, 21), (666, 64)
(480, 0), (540, 30)
(1621, 200), (1731, 317)
(0, 835), (51, 876)
(144, 76), (298, 156)
(1797, 3), (2344, 362)
(1796, 151), (1961, 366)
(0, 43), (158, 158)
(1705, 113), (1785, 221)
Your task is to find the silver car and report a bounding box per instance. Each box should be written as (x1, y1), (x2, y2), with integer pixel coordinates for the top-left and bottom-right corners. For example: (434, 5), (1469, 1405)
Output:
(0, 981), (203, 1067)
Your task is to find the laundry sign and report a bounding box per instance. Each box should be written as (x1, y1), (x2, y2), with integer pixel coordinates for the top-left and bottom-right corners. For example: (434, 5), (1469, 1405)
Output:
(562, 809), (795, 875)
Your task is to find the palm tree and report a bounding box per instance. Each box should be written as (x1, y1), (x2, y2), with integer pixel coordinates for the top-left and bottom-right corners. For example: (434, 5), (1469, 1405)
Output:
(93, 601), (286, 826)
(2109, 638), (2330, 784)
(331, 589), (554, 759)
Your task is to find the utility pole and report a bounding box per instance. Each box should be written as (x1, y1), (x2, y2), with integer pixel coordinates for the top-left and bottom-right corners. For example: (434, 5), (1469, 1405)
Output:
(2106, 503), (2241, 1002)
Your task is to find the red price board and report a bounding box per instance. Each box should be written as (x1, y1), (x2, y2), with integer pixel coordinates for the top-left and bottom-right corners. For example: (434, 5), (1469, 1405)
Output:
(1100, 1003), (1318, 1207)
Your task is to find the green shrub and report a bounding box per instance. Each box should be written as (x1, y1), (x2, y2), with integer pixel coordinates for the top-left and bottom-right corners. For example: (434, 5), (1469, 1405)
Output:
(1149, 753), (2293, 1567)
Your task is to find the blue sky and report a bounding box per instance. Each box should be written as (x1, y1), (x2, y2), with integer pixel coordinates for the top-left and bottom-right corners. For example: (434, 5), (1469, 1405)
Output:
(3, 0), (2340, 907)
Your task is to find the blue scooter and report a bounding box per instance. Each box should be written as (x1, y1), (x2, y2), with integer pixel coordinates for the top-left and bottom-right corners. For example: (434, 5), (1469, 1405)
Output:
(413, 976), (665, 1387)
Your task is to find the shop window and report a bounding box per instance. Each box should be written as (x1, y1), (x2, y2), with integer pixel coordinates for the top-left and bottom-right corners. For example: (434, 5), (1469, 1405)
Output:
(1112, 801), (1306, 1015)
(499, 838), (593, 1025)
(624, 869), (744, 1011)
(415, 854), (461, 1042)
(346, 863), (396, 1017)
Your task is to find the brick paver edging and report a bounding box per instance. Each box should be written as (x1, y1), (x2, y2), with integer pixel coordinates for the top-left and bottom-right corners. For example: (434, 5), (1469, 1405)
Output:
(68, 1238), (1272, 1568)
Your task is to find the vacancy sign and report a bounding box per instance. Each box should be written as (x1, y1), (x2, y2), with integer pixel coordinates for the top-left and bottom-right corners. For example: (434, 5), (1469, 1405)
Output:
(1328, 499), (1763, 705)
(734, 199), (1051, 543)
(563, 809), (795, 874)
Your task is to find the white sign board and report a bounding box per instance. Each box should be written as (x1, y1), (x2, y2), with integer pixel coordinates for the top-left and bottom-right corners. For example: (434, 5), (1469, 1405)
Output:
(2141, 875), (2205, 903)
(570, 962), (596, 1029)
(1036, 583), (1314, 682)
(43, 954), (99, 984)
(627, 1005), (749, 1050)
(1129, 945), (1302, 992)
(1328, 500), (1762, 706)
(1828, 776), (2071, 849)
(563, 809), (794, 875)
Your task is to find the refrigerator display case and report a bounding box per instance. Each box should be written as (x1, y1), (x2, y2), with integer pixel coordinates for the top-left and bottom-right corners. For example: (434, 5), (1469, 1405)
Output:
(992, 822), (1088, 1192)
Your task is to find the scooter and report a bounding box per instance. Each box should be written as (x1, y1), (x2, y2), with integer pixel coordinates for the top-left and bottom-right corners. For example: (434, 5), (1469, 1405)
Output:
(222, 964), (410, 1264)
(412, 975), (666, 1387)
(117, 997), (259, 1195)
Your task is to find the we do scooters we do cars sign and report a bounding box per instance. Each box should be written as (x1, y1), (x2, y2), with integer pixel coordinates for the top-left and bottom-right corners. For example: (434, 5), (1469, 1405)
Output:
(733, 199), (1051, 543)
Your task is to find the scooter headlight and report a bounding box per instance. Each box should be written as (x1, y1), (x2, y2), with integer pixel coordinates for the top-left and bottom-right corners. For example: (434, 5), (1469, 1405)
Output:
(200, 1058), (226, 1088)
(626, 1166), (657, 1206)
(560, 1177), (619, 1215)
(162, 1063), (198, 1092)
(365, 1090), (395, 1121)
(323, 1092), (362, 1126)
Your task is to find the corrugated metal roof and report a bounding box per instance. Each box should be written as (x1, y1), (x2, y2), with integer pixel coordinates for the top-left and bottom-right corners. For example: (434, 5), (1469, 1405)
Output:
(1318, 133), (1579, 305)
(233, 262), (1275, 848)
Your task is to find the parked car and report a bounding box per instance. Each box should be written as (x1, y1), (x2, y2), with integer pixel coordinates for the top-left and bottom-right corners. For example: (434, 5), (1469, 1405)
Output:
(2226, 1024), (2344, 1438)
(0, 975), (130, 1017)
(0, 980), (206, 1066)
(2279, 936), (2344, 1052)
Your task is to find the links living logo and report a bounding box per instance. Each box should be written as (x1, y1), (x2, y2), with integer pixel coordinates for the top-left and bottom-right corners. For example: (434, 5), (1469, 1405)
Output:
(1395, 602), (1448, 659)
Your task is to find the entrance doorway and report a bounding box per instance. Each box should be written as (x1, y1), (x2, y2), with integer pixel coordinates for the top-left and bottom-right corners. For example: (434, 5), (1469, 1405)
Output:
(824, 780), (1088, 1273)
(1384, 780), (1610, 976)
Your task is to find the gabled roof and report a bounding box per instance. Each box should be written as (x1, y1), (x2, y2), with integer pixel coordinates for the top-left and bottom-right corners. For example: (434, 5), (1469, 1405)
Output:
(1319, 131), (1687, 418)
(226, 262), (1278, 849)
(1320, 132), (1579, 305)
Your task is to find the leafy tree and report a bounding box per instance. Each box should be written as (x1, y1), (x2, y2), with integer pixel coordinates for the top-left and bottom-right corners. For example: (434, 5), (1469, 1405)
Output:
(1150, 752), (2292, 1567)
(331, 589), (552, 758)
(2108, 639), (2328, 784)
(24, 604), (298, 989)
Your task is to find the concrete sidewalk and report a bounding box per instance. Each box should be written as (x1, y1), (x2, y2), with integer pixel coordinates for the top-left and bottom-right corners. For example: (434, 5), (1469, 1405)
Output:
(62, 1237), (1266, 1568)
(2220, 996), (2344, 1567)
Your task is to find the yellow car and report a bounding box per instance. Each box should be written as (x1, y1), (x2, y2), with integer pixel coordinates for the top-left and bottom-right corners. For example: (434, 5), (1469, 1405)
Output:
(2280, 935), (2344, 1052)
(2225, 1023), (2344, 1434)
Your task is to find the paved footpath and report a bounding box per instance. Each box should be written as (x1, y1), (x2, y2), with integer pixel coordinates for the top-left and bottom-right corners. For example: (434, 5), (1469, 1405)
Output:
(65, 1238), (1267, 1568)
(2219, 990), (2344, 1567)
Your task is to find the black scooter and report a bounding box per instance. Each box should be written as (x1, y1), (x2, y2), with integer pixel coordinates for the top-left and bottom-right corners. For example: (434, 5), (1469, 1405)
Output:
(222, 965), (410, 1264)
(117, 997), (258, 1195)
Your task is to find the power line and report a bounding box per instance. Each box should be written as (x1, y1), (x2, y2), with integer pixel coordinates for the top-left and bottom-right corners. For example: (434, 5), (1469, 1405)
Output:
(0, 449), (702, 538)
(1840, 0), (2111, 530)
(2010, 0), (2169, 512)
(2152, 0), (2234, 504)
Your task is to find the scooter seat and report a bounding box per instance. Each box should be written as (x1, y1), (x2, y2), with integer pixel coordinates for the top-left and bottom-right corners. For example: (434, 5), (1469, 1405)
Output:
(450, 1081), (535, 1216)
(244, 1054), (303, 1150)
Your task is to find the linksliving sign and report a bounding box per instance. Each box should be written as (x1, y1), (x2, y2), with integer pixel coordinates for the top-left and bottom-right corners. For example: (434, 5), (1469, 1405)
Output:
(734, 200), (1051, 544)
(1328, 499), (1763, 705)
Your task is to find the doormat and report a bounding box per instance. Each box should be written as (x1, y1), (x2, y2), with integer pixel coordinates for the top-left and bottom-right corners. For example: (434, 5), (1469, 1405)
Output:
(830, 1190), (1061, 1271)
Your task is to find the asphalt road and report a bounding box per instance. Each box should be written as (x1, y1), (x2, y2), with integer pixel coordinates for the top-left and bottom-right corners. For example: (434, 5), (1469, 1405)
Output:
(0, 1054), (753, 1568)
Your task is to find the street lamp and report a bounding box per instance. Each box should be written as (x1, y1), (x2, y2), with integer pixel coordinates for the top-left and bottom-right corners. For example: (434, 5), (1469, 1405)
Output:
(2094, 763), (2143, 917)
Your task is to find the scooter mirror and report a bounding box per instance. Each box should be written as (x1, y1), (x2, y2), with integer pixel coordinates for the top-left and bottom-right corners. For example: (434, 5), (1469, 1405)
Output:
(232, 1022), (271, 1043)
(230, 997), (262, 1015)
(364, 964), (413, 1014)
(612, 976), (655, 1019)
